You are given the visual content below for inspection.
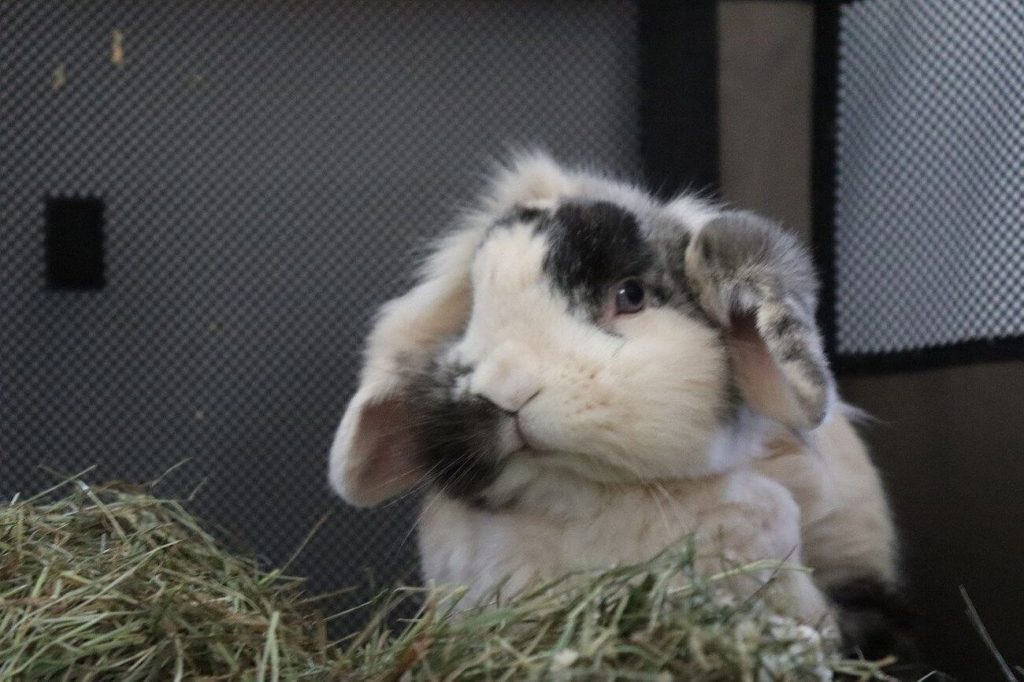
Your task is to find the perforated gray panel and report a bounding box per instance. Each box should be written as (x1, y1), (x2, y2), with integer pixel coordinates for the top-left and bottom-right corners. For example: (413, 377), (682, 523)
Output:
(0, 0), (639, 618)
(834, 0), (1024, 354)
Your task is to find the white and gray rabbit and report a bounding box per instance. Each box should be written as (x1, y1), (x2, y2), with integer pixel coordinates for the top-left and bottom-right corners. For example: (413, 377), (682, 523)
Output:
(329, 154), (906, 653)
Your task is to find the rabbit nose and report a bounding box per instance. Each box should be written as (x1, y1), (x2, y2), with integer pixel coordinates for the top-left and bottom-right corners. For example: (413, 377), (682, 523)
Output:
(471, 355), (542, 414)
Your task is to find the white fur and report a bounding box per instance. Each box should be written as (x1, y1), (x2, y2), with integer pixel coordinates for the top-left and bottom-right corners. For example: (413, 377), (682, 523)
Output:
(754, 407), (898, 588)
(329, 153), (897, 625)
(457, 223), (728, 483)
(419, 467), (828, 622)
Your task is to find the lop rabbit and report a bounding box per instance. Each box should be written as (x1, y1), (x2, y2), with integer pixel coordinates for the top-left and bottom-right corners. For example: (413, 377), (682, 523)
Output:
(330, 154), (904, 650)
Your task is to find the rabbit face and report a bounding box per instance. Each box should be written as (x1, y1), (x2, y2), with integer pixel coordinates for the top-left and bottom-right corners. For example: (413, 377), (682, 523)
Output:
(330, 154), (834, 508)
(404, 201), (730, 503)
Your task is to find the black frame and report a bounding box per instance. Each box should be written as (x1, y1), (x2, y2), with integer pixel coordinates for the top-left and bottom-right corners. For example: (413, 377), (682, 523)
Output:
(810, 1), (1024, 375)
(638, 0), (720, 200)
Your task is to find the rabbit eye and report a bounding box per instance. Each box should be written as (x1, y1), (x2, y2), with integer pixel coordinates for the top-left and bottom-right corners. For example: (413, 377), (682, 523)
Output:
(614, 279), (646, 315)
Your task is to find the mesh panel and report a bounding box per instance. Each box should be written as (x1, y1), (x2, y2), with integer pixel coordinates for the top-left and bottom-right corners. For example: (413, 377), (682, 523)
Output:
(0, 0), (639, 620)
(833, 0), (1024, 355)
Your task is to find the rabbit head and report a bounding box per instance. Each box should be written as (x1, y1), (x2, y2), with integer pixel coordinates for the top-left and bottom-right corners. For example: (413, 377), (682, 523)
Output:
(329, 154), (834, 508)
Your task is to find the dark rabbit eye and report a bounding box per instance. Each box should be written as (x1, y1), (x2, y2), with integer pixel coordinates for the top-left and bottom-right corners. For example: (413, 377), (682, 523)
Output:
(614, 279), (646, 314)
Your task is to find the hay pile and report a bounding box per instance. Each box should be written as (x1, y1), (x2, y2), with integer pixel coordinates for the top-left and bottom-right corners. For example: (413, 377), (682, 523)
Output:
(0, 477), (332, 680)
(0, 477), (892, 681)
(338, 555), (892, 682)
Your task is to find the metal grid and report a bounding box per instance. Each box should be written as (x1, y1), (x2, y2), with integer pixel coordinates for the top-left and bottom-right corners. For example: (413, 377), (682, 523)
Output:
(834, 0), (1024, 355)
(0, 0), (639, 621)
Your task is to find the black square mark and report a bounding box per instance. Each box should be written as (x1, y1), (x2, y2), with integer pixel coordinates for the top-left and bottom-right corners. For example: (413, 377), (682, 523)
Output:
(45, 196), (106, 290)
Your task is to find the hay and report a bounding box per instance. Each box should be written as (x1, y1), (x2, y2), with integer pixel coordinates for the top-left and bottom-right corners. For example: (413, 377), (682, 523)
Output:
(338, 552), (893, 682)
(0, 476), (893, 681)
(0, 476), (332, 680)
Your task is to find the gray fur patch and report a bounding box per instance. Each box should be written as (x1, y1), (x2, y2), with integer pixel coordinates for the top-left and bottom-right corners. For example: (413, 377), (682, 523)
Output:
(541, 201), (655, 315)
(492, 205), (551, 231)
(404, 352), (507, 500)
(828, 577), (921, 664)
(684, 211), (834, 427)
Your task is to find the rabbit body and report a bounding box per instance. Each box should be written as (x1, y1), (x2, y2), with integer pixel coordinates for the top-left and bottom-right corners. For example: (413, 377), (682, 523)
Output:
(330, 153), (902, 645)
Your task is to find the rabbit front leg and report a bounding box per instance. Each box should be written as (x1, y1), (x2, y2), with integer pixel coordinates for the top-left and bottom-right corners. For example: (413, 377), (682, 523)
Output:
(693, 470), (835, 628)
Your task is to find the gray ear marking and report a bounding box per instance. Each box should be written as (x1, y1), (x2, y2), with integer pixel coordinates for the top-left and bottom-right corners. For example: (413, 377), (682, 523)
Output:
(750, 288), (833, 427)
(684, 211), (835, 430)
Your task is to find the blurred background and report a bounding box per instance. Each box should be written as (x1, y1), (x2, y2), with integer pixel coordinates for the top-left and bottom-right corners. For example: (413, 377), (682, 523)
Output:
(1, 1), (1021, 677)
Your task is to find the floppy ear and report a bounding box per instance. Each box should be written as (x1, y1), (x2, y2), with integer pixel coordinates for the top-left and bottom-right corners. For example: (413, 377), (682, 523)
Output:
(684, 211), (835, 431)
(328, 226), (483, 506)
(329, 152), (576, 507)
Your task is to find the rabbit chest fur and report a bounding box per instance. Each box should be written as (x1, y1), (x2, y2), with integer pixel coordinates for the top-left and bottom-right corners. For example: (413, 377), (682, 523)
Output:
(419, 463), (828, 621)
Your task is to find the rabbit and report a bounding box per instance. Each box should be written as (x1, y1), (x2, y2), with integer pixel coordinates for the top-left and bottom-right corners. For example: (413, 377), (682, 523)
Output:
(329, 153), (906, 649)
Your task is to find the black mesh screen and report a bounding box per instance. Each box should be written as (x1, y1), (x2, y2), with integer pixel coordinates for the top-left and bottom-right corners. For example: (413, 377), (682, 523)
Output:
(830, 0), (1024, 359)
(0, 0), (639, 618)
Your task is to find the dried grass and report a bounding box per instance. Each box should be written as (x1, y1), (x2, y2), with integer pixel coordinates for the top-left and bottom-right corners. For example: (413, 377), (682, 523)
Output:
(0, 475), (893, 681)
(335, 549), (893, 682)
(0, 476), (331, 680)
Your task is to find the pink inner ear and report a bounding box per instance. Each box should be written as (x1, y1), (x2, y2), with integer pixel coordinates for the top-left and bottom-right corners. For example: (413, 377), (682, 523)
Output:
(337, 395), (423, 507)
(727, 312), (806, 428)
